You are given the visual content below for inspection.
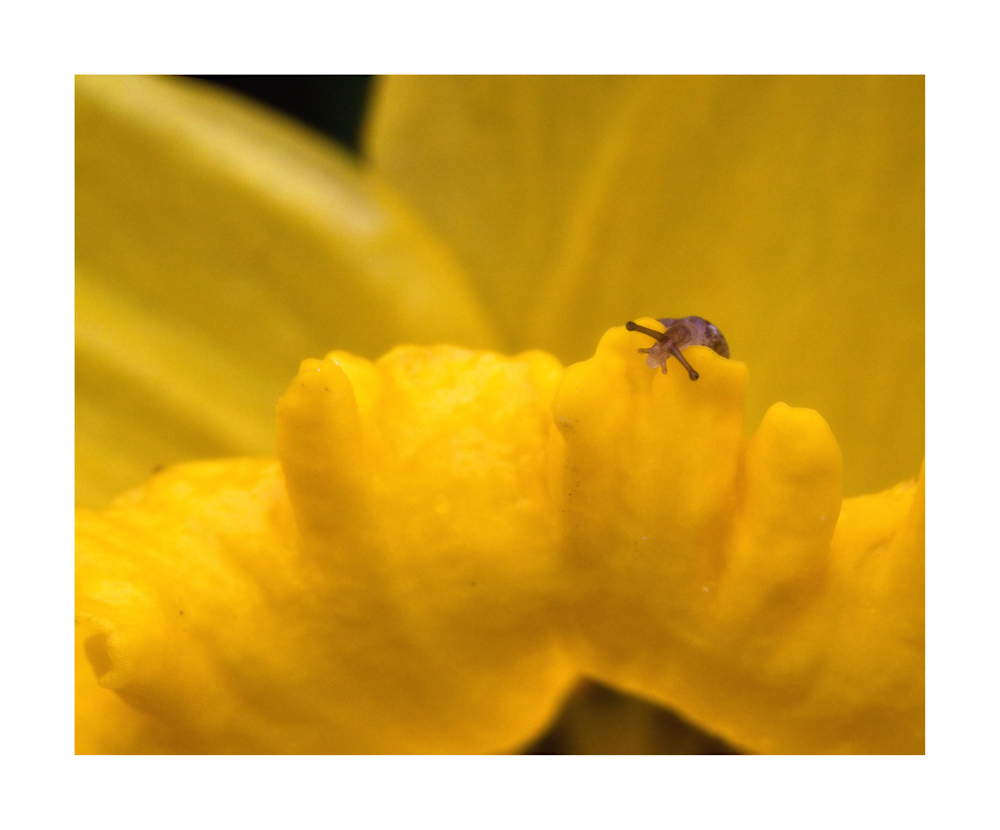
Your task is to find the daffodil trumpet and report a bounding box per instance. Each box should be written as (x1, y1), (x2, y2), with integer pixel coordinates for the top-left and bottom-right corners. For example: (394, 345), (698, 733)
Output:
(76, 320), (924, 754)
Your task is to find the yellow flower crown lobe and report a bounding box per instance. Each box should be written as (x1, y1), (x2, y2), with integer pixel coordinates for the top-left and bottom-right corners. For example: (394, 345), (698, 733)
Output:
(276, 357), (367, 551)
(272, 345), (578, 751)
(552, 319), (749, 639)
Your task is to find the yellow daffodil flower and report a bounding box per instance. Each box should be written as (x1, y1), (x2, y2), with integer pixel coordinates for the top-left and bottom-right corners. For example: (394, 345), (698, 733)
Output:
(75, 75), (924, 754)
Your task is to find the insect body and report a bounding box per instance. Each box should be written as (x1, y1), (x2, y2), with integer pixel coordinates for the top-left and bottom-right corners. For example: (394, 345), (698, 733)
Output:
(625, 316), (730, 380)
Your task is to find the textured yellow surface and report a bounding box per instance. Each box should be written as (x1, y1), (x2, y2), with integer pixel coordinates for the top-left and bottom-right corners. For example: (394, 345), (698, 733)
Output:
(77, 326), (923, 753)
(75, 76), (924, 753)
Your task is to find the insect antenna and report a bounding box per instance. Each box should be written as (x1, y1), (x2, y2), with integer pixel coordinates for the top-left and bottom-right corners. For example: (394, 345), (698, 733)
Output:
(668, 346), (699, 380)
(625, 321), (667, 341)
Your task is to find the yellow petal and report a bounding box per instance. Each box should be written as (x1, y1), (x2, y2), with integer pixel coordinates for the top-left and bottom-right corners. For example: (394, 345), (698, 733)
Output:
(76, 75), (497, 508)
(552, 324), (923, 753)
(77, 346), (575, 753)
(365, 75), (637, 351)
(366, 76), (924, 496)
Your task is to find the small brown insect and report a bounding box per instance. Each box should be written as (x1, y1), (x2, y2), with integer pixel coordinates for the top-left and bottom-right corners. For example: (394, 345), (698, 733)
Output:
(625, 317), (730, 380)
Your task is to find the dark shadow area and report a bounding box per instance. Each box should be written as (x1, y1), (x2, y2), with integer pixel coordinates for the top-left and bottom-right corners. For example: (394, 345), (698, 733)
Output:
(188, 75), (374, 154)
(525, 681), (742, 755)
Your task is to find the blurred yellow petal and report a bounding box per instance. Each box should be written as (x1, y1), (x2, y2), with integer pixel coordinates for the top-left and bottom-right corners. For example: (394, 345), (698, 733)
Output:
(552, 323), (923, 753)
(76, 75), (496, 507)
(365, 76), (636, 350)
(77, 346), (574, 753)
(366, 75), (924, 495)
